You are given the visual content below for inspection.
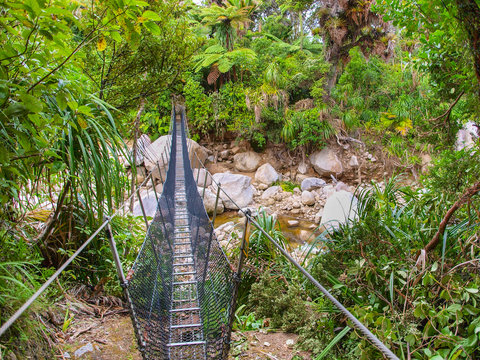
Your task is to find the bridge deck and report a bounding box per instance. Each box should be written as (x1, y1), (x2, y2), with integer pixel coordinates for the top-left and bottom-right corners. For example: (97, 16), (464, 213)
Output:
(168, 117), (206, 358)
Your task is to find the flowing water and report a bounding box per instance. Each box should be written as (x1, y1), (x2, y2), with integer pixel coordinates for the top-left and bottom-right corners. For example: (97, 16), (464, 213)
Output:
(214, 211), (323, 248)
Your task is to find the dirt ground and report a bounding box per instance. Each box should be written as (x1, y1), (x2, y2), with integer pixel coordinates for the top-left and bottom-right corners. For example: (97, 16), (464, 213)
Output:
(58, 313), (311, 360)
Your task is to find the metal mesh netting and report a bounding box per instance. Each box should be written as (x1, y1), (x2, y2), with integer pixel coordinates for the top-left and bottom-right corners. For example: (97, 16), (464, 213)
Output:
(180, 110), (235, 359)
(126, 107), (235, 359)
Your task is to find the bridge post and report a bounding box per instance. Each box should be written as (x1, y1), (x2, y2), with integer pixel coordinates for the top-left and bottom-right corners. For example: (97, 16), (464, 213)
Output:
(104, 217), (147, 354)
(105, 218), (127, 286)
(156, 161), (164, 184)
(202, 183), (221, 283)
(225, 210), (251, 358)
(195, 154), (201, 185)
(150, 173), (159, 203)
(202, 168), (209, 200)
(136, 188), (149, 228)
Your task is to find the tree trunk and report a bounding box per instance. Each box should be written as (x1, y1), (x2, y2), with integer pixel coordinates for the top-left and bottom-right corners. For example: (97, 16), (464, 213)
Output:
(129, 98), (146, 211)
(455, 0), (480, 97)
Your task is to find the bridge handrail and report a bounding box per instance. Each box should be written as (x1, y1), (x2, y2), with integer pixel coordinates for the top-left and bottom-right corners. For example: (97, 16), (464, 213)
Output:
(189, 150), (400, 360)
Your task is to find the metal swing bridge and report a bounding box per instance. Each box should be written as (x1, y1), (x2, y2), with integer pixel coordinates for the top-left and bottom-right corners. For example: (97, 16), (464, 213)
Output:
(125, 108), (235, 359)
(0, 106), (400, 360)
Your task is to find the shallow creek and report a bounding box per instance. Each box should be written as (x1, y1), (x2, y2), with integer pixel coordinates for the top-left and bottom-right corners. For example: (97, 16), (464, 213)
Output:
(214, 211), (323, 248)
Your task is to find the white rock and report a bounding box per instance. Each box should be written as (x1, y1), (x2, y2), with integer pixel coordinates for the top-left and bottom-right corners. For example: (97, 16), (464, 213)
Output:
(144, 135), (208, 181)
(74, 343), (96, 358)
(211, 173), (254, 209)
(263, 342), (271, 347)
(456, 121), (479, 151)
(309, 147), (343, 176)
(257, 183), (268, 190)
(335, 181), (349, 192)
(255, 163), (279, 185)
(286, 339), (295, 347)
(134, 134), (152, 165)
(298, 161), (309, 174)
(301, 177), (326, 191)
(287, 220), (299, 227)
(301, 190), (316, 206)
(193, 168), (211, 187)
(233, 151), (261, 172)
(133, 190), (159, 218)
(348, 155), (359, 167)
(261, 186), (281, 200)
(320, 190), (358, 229)
(314, 209), (324, 224)
(202, 187), (225, 215)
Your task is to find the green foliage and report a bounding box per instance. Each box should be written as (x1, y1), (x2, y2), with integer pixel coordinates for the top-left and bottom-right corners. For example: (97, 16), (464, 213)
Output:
(248, 208), (287, 265)
(422, 148), (480, 198)
(233, 304), (264, 331)
(282, 108), (336, 151)
(273, 180), (299, 193)
(248, 269), (310, 332)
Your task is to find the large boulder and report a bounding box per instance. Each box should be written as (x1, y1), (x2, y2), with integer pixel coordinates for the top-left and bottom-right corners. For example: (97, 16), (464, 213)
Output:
(233, 151), (261, 172)
(309, 147), (343, 177)
(301, 177), (326, 191)
(144, 135), (208, 181)
(320, 190), (358, 229)
(255, 163), (279, 185)
(133, 189), (158, 218)
(200, 187), (224, 215)
(211, 173), (254, 209)
(456, 121), (479, 151)
(133, 134), (151, 166)
(194, 168), (212, 187)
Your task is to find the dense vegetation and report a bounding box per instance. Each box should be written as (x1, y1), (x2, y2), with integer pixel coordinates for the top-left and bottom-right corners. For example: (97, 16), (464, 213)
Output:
(1, 0), (480, 359)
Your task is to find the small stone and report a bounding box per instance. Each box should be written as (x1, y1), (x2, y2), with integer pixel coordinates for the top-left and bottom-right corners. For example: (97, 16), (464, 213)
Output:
(287, 220), (299, 227)
(293, 187), (301, 195)
(286, 339), (295, 347)
(349, 155), (359, 167)
(293, 201), (301, 209)
(263, 342), (271, 347)
(74, 343), (95, 358)
(266, 198), (275, 205)
(261, 186), (281, 200)
(301, 190), (316, 206)
(291, 209), (300, 214)
(257, 183), (268, 190)
(301, 177), (326, 191)
(298, 161), (309, 174)
(207, 155), (215, 163)
(220, 149), (230, 158)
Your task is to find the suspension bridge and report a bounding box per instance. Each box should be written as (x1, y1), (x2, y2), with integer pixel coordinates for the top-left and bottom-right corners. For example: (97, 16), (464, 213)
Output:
(0, 106), (399, 360)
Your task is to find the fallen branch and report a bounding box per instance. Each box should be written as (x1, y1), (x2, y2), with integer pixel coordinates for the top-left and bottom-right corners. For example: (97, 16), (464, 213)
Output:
(429, 90), (465, 123)
(422, 181), (480, 254)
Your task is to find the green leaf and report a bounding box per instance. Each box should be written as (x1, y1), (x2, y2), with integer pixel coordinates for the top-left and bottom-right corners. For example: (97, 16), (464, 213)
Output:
(56, 92), (68, 111)
(447, 304), (462, 313)
(315, 326), (351, 360)
(111, 31), (122, 43)
(144, 21), (161, 35)
(77, 105), (92, 116)
(465, 288), (479, 294)
(142, 10), (161, 21)
(5, 103), (29, 117)
(0, 83), (9, 107)
(19, 93), (43, 113)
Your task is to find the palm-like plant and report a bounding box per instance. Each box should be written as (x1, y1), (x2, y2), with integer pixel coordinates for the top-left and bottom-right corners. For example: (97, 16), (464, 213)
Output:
(200, 3), (253, 50)
(249, 208), (287, 265)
